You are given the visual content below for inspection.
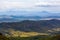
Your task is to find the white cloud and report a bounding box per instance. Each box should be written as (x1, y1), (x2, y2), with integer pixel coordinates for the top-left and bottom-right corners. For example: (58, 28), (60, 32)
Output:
(35, 1), (60, 6)
(0, 1), (34, 11)
(0, 0), (60, 13)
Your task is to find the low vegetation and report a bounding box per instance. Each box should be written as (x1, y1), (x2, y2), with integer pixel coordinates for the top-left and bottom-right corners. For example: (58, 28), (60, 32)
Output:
(5, 29), (48, 37)
(0, 33), (60, 40)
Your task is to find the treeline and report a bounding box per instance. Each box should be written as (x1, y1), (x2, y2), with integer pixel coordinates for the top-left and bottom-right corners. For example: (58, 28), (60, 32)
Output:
(0, 33), (60, 40)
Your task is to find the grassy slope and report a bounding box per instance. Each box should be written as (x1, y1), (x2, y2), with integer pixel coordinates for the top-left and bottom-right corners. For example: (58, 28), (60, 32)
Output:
(5, 29), (48, 37)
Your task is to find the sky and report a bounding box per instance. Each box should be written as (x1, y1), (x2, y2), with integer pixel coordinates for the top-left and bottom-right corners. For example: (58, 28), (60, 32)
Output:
(0, 0), (60, 16)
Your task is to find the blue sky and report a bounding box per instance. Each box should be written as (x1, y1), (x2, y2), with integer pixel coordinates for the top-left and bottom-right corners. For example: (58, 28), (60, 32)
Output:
(0, 0), (60, 16)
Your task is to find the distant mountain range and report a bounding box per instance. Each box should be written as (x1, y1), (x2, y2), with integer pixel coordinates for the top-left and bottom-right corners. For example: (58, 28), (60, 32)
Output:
(0, 15), (60, 22)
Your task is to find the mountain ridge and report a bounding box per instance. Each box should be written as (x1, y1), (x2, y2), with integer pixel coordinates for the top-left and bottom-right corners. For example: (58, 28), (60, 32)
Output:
(0, 19), (60, 32)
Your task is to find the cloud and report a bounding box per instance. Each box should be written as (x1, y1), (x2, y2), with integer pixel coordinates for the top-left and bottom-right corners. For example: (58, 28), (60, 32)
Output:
(0, 0), (60, 13)
(0, 1), (34, 11)
(35, 1), (60, 7)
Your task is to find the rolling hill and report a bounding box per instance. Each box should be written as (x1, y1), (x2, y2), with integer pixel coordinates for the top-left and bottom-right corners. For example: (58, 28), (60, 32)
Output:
(0, 19), (60, 37)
